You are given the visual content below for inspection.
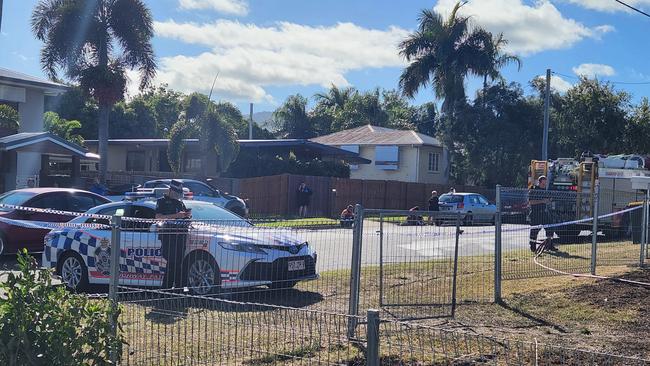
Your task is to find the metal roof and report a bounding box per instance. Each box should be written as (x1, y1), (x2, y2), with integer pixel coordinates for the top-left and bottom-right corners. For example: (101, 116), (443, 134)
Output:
(0, 132), (98, 159)
(0, 67), (69, 93)
(311, 125), (442, 147)
(84, 138), (371, 164)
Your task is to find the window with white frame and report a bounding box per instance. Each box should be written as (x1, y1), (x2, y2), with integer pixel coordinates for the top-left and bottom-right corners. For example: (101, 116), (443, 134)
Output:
(428, 152), (440, 172)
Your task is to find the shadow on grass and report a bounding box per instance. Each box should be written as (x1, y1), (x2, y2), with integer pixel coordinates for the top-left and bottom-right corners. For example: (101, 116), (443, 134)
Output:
(542, 250), (588, 260)
(497, 300), (568, 334)
(123, 287), (325, 324)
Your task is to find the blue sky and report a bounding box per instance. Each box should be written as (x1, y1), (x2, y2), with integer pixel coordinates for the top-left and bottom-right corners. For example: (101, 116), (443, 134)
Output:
(2, 0), (650, 113)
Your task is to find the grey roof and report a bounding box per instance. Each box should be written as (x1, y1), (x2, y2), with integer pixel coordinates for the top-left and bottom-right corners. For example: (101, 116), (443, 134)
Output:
(0, 132), (97, 159)
(311, 125), (442, 147)
(0, 67), (69, 92)
(83, 138), (371, 164)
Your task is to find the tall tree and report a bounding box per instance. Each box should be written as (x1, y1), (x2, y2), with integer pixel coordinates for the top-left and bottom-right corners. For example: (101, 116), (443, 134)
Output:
(43, 111), (84, 145)
(32, 0), (156, 183)
(398, 2), (493, 116)
(168, 93), (240, 177)
(273, 94), (315, 138)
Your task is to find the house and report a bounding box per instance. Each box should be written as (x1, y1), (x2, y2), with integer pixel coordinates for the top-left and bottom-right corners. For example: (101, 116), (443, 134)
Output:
(311, 125), (449, 184)
(0, 68), (98, 193)
(83, 138), (370, 176)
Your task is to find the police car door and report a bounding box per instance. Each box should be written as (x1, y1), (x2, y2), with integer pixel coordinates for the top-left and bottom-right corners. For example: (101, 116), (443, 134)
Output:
(121, 205), (163, 288)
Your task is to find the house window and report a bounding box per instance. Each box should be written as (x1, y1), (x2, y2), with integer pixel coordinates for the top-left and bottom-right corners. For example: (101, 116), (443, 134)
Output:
(184, 154), (202, 173)
(428, 152), (440, 172)
(126, 151), (145, 171)
(375, 146), (399, 170)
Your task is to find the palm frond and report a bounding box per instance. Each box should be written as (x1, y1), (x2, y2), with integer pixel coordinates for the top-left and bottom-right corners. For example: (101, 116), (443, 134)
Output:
(399, 56), (437, 99)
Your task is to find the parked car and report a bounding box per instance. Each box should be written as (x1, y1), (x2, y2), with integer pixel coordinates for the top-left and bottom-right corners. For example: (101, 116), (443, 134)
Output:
(142, 179), (248, 217)
(501, 190), (529, 224)
(43, 200), (318, 294)
(438, 193), (497, 225)
(0, 188), (110, 255)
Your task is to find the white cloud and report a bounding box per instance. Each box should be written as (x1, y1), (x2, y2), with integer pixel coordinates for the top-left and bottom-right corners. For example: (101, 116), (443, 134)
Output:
(535, 74), (573, 93)
(564, 0), (650, 12)
(572, 63), (616, 77)
(434, 0), (613, 55)
(151, 20), (409, 102)
(179, 0), (248, 16)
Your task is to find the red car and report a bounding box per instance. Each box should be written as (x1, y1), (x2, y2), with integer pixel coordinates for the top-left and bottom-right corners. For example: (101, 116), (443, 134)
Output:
(0, 188), (110, 255)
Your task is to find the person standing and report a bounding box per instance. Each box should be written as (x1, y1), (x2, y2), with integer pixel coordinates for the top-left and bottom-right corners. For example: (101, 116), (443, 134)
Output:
(528, 176), (557, 252)
(297, 182), (312, 218)
(427, 190), (439, 225)
(156, 180), (192, 289)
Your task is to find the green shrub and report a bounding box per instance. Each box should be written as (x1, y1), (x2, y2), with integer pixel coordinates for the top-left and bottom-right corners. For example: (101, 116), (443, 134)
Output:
(0, 104), (19, 131)
(0, 250), (123, 365)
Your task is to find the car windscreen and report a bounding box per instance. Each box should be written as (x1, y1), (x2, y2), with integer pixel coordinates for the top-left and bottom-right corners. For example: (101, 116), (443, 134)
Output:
(185, 201), (251, 226)
(439, 194), (464, 203)
(0, 191), (37, 211)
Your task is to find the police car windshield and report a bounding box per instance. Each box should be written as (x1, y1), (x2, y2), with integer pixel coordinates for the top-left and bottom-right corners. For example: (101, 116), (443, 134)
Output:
(0, 191), (37, 211)
(185, 201), (250, 225)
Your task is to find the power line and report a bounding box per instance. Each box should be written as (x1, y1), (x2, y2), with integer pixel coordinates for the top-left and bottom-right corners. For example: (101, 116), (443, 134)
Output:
(614, 0), (650, 18)
(552, 71), (650, 85)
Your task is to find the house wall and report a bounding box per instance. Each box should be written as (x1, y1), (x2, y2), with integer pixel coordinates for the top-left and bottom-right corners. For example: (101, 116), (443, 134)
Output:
(13, 87), (45, 189)
(346, 145), (418, 183)
(91, 145), (192, 173)
(416, 146), (449, 184)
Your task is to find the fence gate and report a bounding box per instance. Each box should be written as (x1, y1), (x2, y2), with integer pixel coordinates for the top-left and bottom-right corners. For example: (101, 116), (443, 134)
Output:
(372, 210), (460, 319)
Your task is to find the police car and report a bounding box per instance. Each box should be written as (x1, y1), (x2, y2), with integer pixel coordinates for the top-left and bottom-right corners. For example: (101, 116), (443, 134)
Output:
(42, 200), (317, 295)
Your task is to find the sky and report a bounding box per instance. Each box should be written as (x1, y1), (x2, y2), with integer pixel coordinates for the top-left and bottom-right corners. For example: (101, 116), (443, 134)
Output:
(2, 0), (650, 113)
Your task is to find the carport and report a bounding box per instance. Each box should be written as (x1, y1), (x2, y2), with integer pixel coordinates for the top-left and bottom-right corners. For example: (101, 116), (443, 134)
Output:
(0, 132), (99, 192)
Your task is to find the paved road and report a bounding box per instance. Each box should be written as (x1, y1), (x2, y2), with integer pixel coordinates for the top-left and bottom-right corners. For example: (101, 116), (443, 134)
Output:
(298, 221), (533, 272)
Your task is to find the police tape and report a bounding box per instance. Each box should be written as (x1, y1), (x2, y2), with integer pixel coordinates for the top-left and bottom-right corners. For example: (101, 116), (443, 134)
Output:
(0, 215), (111, 230)
(0, 203), (111, 220)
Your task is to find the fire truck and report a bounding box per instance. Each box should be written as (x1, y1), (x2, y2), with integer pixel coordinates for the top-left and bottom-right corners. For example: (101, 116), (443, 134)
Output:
(528, 154), (649, 242)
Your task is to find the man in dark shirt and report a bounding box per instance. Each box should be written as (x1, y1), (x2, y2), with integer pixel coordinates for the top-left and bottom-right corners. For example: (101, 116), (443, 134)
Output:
(427, 190), (439, 225)
(156, 180), (191, 289)
(528, 176), (557, 252)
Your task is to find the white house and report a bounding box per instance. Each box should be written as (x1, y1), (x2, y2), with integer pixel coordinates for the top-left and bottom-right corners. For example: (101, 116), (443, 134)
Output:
(311, 125), (449, 184)
(0, 68), (97, 192)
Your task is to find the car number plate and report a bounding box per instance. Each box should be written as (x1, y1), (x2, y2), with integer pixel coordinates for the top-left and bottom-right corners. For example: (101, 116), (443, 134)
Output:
(288, 260), (305, 271)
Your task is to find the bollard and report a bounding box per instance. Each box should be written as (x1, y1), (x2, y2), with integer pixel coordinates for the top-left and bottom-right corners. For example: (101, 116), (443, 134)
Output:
(366, 309), (380, 366)
(347, 204), (364, 339)
(494, 185), (502, 303)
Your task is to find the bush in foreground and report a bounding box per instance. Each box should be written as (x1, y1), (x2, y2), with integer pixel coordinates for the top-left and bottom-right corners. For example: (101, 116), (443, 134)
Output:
(0, 250), (123, 365)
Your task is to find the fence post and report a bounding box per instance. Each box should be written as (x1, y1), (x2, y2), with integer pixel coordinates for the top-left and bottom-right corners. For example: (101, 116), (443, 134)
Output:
(641, 192), (649, 267)
(108, 215), (122, 364)
(366, 309), (380, 366)
(347, 204), (364, 339)
(590, 182), (600, 275)
(451, 212), (461, 317)
(494, 185), (502, 303)
(378, 213), (384, 307)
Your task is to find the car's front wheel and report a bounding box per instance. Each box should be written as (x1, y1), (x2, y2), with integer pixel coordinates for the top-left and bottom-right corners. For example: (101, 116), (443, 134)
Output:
(58, 252), (89, 291)
(186, 254), (220, 295)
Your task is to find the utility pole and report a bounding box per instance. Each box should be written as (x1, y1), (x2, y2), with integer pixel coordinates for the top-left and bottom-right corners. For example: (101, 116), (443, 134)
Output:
(249, 103), (253, 140)
(542, 68), (551, 161)
(0, 0), (4, 32)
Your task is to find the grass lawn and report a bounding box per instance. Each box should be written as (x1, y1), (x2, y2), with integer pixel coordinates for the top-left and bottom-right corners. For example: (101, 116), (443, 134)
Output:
(117, 241), (650, 365)
(256, 217), (340, 228)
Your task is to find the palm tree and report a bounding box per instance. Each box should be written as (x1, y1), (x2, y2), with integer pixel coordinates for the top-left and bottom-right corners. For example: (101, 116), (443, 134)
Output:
(168, 94), (240, 177)
(273, 94), (314, 138)
(314, 85), (354, 111)
(398, 2), (493, 116)
(479, 33), (522, 102)
(32, 0), (156, 183)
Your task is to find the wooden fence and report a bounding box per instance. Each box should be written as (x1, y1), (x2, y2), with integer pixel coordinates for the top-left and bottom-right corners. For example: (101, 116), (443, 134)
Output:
(84, 171), (493, 218)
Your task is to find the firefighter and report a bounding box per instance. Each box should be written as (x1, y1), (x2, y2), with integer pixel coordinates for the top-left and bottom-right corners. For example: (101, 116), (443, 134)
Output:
(528, 176), (558, 252)
(155, 180), (192, 289)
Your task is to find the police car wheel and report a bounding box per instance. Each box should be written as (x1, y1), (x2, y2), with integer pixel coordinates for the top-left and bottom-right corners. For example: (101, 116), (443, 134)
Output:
(59, 253), (88, 291)
(186, 256), (220, 295)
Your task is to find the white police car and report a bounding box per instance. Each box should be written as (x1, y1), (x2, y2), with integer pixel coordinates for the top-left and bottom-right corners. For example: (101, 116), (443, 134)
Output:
(42, 200), (317, 294)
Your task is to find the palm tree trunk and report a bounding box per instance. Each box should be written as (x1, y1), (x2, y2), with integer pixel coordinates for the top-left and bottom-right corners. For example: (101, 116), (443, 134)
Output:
(98, 104), (110, 183)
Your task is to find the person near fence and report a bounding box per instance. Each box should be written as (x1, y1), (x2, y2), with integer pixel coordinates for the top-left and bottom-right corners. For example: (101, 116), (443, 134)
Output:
(528, 176), (558, 252)
(297, 182), (313, 218)
(427, 190), (439, 225)
(405, 206), (424, 225)
(156, 180), (192, 288)
(340, 205), (355, 228)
